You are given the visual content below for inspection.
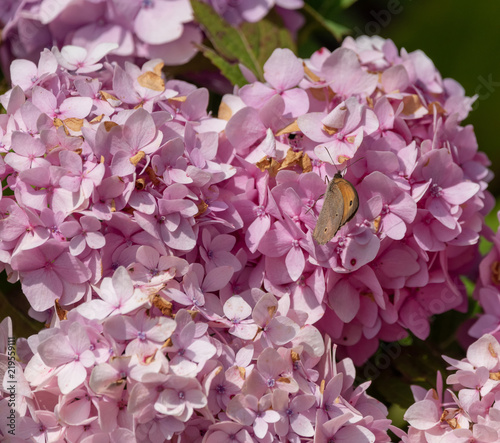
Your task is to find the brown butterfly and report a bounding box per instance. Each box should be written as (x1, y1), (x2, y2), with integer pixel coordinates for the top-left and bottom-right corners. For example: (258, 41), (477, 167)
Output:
(312, 171), (359, 245)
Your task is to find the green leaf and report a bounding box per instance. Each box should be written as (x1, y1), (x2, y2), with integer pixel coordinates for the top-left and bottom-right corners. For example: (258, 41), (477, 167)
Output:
(302, 3), (351, 41)
(388, 404), (407, 430)
(191, 0), (298, 85)
(190, 0), (261, 78)
(240, 15), (296, 69)
(462, 275), (475, 298)
(196, 44), (248, 87)
(304, 0), (349, 16)
(339, 0), (359, 9)
(323, 18), (352, 41)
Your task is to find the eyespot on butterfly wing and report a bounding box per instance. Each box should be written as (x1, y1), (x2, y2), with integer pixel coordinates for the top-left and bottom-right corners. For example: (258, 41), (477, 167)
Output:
(312, 171), (359, 245)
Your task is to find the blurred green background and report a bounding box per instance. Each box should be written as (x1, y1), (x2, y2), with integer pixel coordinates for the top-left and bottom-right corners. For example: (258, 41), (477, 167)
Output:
(303, 0), (500, 195)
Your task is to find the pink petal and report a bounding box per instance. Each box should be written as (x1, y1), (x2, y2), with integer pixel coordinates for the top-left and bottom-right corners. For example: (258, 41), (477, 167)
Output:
(60, 220), (82, 238)
(186, 339), (216, 362)
(257, 348), (285, 377)
(259, 226), (292, 257)
(263, 48), (304, 90)
(112, 266), (134, 300)
(281, 87), (309, 117)
(85, 231), (106, 249)
(239, 82), (276, 109)
(442, 181), (480, 205)
(80, 215), (101, 232)
(253, 416), (268, 438)
(297, 112), (331, 142)
(428, 198), (456, 229)
(182, 89), (210, 121)
(334, 425), (376, 442)
(69, 235), (86, 256)
(67, 322), (91, 354)
(185, 388), (207, 409)
(54, 253), (92, 283)
(203, 266), (234, 292)
(246, 214), (271, 254)
(85, 42), (119, 65)
(211, 234), (236, 252)
(58, 45), (88, 69)
(252, 293), (277, 326)
(134, 0), (192, 45)
(123, 108), (157, 151)
(31, 86), (57, 115)
(329, 279), (360, 323)
(225, 107), (266, 152)
(39, 0), (73, 23)
(38, 334), (73, 366)
(467, 334), (500, 370)
(267, 317), (298, 345)
(379, 248), (419, 278)
(10, 59), (38, 90)
(382, 213), (406, 240)
(113, 65), (140, 104)
(59, 97), (93, 119)
(322, 48), (378, 96)
(22, 268), (63, 311)
(404, 399), (440, 430)
(381, 64), (410, 93)
(145, 25), (203, 65)
(290, 412), (314, 437)
(223, 295), (252, 320)
(285, 246), (305, 281)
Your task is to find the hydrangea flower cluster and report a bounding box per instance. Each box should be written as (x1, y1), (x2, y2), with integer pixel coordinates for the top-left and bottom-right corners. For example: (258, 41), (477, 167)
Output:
(467, 210), (500, 341)
(0, 0), (304, 77)
(0, 34), (493, 357)
(0, 40), (391, 441)
(0, 286), (391, 441)
(402, 333), (500, 442)
(0, 0), (202, 73)
(218, 36), (492, 364)
(0, 32), (492, 440)
(202, 0), (304, 27)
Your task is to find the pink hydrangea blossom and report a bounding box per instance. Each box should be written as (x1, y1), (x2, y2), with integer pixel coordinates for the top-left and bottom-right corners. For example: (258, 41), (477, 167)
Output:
(468, 210), (500, 341)
(221, 38), (490, 365)
(0, 36), (491, 363)
(0, 29), (491, 442)
(403, 334), (500, 442)
(0, 0), (304, 78)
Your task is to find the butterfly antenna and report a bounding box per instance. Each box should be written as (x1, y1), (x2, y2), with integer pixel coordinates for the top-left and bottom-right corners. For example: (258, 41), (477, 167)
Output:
(305, 193), (325, 215)
(346, 156), (365, 169)
(322, 146), (365, 175)
(323, 147), (340, 174)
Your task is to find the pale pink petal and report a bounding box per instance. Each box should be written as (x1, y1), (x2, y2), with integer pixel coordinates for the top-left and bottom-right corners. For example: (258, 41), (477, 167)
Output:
(290, 412), (314, 437)
(203, 266), (234, 292)
(59, 97), (93, 119)
(404, 399), (439, 430)
(263, 48), (304, 90)
(223, 295), (252, 320)
(57, 361), (87, 394)
(285, 246), (305, 281)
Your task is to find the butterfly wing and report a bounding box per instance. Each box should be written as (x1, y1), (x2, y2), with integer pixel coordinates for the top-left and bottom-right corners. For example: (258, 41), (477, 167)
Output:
(335, 177), (359, 225)
(312, 180), (344, 245)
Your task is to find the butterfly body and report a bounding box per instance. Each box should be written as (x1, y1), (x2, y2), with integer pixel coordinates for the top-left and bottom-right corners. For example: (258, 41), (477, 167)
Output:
(312, 171), (359, 245)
